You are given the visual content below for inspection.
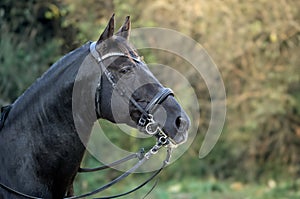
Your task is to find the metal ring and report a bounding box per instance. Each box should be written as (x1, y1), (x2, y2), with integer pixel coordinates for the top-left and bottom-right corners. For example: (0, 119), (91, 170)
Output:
(158, 136), (169, 145)
(145, 122), (158, 135)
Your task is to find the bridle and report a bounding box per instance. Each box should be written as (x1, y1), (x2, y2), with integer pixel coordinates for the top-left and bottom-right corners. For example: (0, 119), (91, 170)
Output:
(0, 41), (176, 199)
(90, 41), (176, 144)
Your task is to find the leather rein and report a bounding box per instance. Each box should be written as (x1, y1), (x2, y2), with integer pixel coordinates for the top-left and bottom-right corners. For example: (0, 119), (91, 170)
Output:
(0, 41), (175, 198)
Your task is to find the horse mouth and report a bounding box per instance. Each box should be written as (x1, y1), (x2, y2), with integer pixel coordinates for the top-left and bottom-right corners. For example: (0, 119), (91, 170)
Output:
(168, 131), (188, 147)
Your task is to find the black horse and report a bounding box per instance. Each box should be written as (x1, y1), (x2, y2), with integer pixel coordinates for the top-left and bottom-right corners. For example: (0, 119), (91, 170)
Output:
(0, 15), (190, 199)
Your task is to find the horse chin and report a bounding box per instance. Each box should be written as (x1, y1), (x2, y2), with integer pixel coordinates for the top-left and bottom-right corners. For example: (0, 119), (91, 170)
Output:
(169, 131), (188, 147)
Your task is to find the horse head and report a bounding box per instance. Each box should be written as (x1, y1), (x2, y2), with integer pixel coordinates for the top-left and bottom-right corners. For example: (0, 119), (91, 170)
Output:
(93, 14), (190, 145)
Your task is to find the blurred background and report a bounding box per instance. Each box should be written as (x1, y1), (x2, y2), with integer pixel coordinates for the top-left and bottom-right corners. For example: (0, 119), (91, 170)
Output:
(0, 0), (299, 198)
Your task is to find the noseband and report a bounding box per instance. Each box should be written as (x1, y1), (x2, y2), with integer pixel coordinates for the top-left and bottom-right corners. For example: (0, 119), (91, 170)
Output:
(90, 41), (175, 144)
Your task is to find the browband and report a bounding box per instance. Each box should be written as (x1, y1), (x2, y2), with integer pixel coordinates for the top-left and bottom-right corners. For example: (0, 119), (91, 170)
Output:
(89, 41), (142, 63)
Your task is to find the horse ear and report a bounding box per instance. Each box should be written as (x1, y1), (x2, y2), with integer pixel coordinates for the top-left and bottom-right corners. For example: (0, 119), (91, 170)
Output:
(116, 16), (131, 40)
(97, 13), (115, 44)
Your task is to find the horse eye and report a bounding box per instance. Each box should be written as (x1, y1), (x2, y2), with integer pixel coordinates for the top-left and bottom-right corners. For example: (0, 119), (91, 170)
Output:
(119, 66), (132, 74)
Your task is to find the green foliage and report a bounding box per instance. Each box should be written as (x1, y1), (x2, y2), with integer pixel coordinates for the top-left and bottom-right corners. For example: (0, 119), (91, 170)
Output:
(0, 0), (70, 104)
(1, 0), (300, 197)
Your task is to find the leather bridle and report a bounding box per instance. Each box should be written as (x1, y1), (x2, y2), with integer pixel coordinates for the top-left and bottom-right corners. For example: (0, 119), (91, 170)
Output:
(90, 41), (176, 144)
(0, 42), (176, 198)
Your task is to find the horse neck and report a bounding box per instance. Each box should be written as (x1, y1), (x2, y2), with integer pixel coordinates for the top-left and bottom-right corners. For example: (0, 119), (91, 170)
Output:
(1, 42), (99, 197)
(10, 43), (96, 142)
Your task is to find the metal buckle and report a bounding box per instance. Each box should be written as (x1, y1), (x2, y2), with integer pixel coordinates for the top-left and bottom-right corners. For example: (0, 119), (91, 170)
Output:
(158, 135), (168, 145)
(138, 114), (153, 128)
(145, 121), (159, 135)
(139, 114), (171, 147)
(138, 116), (147, 127)
(156, 129), (169, 146)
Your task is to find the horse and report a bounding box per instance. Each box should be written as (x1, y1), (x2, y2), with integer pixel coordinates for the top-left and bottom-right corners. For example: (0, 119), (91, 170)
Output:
(0, 14), (190, 199)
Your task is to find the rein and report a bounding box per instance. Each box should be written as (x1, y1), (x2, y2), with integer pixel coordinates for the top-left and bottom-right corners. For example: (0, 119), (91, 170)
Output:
(0, 41), (175, 199)
(0, 139), (172, 199)
(67, 139), (172, 199)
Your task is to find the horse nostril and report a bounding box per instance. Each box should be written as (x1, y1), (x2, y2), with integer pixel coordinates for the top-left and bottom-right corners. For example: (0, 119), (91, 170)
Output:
(175, 116), (187, 131)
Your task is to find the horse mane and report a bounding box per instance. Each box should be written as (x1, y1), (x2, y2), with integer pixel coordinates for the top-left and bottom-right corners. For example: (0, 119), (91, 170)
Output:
(7, 42), (92, 122)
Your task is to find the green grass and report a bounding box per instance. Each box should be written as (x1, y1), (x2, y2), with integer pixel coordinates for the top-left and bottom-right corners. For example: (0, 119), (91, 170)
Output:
(74, 176), (300, 199)
(149, 178), (299, 199)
